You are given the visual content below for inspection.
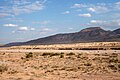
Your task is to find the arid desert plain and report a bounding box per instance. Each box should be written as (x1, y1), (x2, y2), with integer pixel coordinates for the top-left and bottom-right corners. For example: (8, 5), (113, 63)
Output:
(0, 42), (120, 80)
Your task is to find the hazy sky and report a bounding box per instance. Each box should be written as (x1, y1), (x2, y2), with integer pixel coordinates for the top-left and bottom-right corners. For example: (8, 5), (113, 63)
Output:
(0, 0), (120, 44)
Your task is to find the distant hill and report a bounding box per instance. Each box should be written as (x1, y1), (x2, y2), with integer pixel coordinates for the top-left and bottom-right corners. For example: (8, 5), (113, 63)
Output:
(3, 27), (120, 47)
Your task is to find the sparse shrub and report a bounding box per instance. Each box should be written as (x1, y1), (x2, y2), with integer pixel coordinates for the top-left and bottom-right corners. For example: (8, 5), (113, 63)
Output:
(102, 53), (109, 56)
(26, 48), (31, 49)
(0, 65), (8, 73)
(76, 54), (82, 58)
(60, 54), (64, 58)
(25, 52), (33, 58)
(8, 70), (18, 74)
(66, 52), (75, 56)
(45, 70), (53, 73)
(84, 63), (92, 66)
(16, 78), (22, 80)
(94, 53), (100, 56)
(101, 57), (109, 63)
(76, 55), (80, 58)
(108, 64), (117, 70)
(108, 64), (114, 68)
(61, 52), (64, 54)
(21, 57), (24, 59)
(118, 64), (120, 68)
(109, 53), (118, 57)
(59, 48), (72, 50)
(50, 53), (60, 57)
(33, 48), (40, 49)
(2, 53), (5, 55)
(109, 58), (118, 63)
(41, 52), (51, 56)
(81, 56), (88, 60)
(41, 52), (61, 57)
(66, 68), (77, 71)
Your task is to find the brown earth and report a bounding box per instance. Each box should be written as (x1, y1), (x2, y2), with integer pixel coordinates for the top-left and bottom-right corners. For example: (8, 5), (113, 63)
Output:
(0, 49), (120, 80)
(1, 42), (120, 50)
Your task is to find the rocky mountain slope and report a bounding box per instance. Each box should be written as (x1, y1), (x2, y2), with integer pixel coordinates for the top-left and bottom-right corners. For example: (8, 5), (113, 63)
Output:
(4, 27), (120, 47)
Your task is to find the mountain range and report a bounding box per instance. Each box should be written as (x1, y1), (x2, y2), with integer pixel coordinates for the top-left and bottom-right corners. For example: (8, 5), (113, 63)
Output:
(3, 27), (120, 47)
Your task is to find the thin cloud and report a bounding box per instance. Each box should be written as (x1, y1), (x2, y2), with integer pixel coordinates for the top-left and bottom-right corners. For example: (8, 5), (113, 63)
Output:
(88, 8), (95, 12)
(42, 0), (48, 4)
(62, 11), (70, 14)
(41, 28), (52, 31)
(78, 13), (91, 17)
(71, 3), (87, 8)
(88, 6), (109, 13)
(18, 27), (28, 31)
(90, 20), (106, 24)
(7, 18), (23, 22)
(71, 3), (110, 14)
(30, 28), (35, 31)
(115, 1), (120, 10)
(39, 27), (53, 34)
(68, 27), (73, 30)
(0, 13), (12, 17)
(0, 0), (46, 17)
(3, 24), (18, 27)
(12, 31), (16, 33)
(12, 27), (35, 33)
(12, 1), (44, 15)
(33, 20), (51, 25)
(18, 27), (35, 31)
(88, 19), (120, 29)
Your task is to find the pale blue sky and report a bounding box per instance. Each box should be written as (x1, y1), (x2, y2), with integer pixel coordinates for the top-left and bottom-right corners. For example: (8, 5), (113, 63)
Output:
(0, 0), (120, 44)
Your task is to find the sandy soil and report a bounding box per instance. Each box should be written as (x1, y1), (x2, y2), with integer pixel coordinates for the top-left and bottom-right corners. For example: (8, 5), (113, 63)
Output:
(0, 49), (120, 80)
(0, 49), (120, 53)
(2, 42), (120, 50)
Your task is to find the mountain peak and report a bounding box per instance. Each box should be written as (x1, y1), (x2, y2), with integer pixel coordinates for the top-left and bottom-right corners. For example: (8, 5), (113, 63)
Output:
(3, 27), (120, 47)
(80, 27), (103, 32)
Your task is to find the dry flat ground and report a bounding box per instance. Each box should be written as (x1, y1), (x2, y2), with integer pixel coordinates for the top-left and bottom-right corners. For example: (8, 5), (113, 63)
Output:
(0, 42), (120, 80)
(2, 42), (120, 50)
(0, 49), (120, 80)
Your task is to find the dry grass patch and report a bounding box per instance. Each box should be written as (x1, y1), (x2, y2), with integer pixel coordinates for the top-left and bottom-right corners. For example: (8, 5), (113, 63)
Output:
(0, 65), (8, 73)
(0, 50), (120, 80)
